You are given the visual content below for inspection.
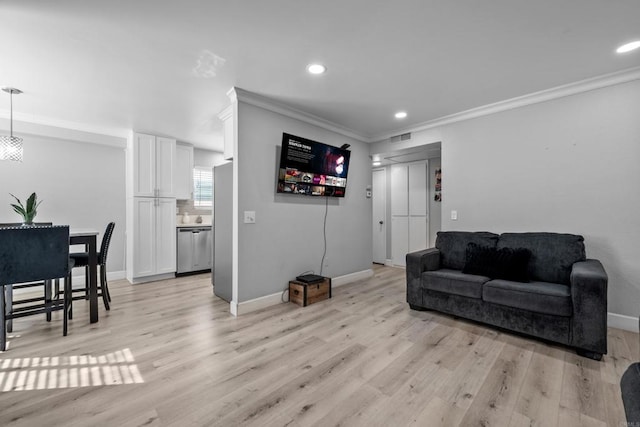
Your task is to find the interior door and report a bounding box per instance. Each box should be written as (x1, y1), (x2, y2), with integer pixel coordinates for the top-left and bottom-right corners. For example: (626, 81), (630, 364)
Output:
(408, 161), (428, 250)
(372, 168), (387, 264)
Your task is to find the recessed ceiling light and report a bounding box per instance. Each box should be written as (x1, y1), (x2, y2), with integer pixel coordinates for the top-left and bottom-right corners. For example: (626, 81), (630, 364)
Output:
(307, 64), (326, 74)
(616, 40), (640, 54)
(395, 111), (407, 119)
(372, 161), (381, 167)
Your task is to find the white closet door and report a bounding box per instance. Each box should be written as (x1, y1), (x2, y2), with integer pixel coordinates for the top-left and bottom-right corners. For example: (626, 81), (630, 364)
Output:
(391, 216), (409, 266)
(408, 162), (427, 216)
(391, 164), (408, 216)
(409, 216), (428, 252)
(372, 169), (387, 264)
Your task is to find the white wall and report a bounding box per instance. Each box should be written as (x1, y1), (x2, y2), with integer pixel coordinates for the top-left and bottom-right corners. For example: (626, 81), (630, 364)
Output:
(371, 79), (640, 319)
(428, 157), (442, 247)
(0, 133), (126, 274)
(236, 101), (372, 302)
(194, 147), (225, 167)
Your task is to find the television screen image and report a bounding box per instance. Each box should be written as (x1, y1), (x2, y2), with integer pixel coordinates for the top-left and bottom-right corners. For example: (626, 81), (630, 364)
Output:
(276, 133), (351, 197)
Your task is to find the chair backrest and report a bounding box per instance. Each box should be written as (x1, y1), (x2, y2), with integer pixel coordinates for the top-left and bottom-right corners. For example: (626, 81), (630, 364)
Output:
(0, 225), (70, 284)
(98, 222), (116, 265)
(0, 222), (53, 227)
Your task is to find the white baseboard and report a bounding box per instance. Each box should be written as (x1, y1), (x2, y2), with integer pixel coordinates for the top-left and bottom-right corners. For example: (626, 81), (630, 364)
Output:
(235, 268), (374, 315)
(384, 259), (394, 267)
(332, 269), (374, 288)
(128, 272), (175, 285)
(12, 270), (127, 294)
(70, 270), (125, 287)
(230, 300), (238, 317)
(236, 291), (286, 315)
(608, 312), (639, 333)
(107, 270), (126, 281)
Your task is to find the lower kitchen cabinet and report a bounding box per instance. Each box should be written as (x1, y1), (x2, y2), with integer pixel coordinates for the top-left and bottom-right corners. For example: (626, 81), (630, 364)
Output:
(131, 197), (176, 279)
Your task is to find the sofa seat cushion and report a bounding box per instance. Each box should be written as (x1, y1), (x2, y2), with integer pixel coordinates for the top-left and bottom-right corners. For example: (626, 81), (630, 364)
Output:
(483, 279), (572, 317)
(422, 269), (490, 299)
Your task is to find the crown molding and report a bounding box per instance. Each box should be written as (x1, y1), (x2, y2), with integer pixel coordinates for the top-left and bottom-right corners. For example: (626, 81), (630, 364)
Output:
(0, 111), (128, 147)
(231, 87), (369, 143)
(371, 66), (640, 142)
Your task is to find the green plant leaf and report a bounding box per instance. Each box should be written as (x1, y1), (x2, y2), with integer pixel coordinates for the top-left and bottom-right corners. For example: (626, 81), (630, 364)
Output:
(9, 193), (41, 222)
(10, 193), (23, 208)
(26, 192), (37, 213)
(10, 203), (26, 217)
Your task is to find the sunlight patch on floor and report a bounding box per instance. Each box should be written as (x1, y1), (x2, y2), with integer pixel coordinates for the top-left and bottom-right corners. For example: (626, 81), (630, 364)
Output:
(0, 348), (144, 392)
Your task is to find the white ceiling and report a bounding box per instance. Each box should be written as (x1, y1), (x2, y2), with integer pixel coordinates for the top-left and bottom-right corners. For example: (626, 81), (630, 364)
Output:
(1, 1), (639, 152)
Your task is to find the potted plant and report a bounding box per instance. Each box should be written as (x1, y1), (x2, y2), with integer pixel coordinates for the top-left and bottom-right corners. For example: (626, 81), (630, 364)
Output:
(10, 192), (42, 225)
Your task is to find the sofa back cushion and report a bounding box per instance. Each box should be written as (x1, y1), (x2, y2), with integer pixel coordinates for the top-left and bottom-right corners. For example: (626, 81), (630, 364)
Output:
(435, 231), (499, 270)
(497, 232), (585, 285)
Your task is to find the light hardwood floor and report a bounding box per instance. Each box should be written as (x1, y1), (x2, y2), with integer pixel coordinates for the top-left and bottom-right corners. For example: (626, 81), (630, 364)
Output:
(0, 265), (636, 426)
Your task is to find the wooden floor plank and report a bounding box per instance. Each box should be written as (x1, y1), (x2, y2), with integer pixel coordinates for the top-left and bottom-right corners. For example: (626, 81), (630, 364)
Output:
(0, 265), (635, 426)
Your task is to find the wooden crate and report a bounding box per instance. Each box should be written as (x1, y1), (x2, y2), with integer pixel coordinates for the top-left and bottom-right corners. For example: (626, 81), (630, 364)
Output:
(289, 277), (332, 307)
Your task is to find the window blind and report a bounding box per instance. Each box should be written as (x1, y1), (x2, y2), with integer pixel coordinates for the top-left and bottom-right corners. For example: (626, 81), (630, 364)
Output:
(193, 167), (213, 207)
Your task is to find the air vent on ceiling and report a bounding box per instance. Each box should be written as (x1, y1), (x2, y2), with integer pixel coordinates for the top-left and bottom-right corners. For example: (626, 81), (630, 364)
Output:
(390, 132), (412, 143)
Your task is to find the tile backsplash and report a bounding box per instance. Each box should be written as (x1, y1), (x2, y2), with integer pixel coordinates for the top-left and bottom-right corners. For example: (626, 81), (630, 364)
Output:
(176, 199), (211, 216)
(176, 199), (213, 225)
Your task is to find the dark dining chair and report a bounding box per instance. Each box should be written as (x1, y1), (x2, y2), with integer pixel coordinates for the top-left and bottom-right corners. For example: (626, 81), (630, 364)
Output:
(68, 222), (115, 314)
(0, 222), (56, 332)
(0, 225), (73, 351)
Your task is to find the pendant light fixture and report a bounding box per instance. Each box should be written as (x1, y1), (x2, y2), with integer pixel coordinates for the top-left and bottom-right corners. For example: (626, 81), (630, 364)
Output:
(0, 87), (23, 162)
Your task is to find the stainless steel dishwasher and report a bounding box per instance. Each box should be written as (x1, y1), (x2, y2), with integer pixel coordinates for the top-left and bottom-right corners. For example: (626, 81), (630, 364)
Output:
(177, 226), (213, 274)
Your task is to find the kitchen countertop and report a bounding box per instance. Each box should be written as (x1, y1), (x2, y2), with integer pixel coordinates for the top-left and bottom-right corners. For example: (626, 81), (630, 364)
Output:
(177, 223), (212, 228)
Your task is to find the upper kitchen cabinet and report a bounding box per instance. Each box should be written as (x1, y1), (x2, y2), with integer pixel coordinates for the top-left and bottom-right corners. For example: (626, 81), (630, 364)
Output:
(175, 143), (194, 200)
(130, 132), (176, 198)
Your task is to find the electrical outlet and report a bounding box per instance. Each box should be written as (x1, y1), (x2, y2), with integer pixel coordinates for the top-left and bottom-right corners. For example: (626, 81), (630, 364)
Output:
(451, 210), (458, 220)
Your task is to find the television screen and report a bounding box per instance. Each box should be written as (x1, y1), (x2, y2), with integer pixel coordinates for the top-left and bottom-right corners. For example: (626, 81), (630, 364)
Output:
(277, 133), (351, 197)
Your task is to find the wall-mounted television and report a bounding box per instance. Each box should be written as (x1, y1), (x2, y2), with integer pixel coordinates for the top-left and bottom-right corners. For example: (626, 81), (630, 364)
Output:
(277, 133), (351, 197)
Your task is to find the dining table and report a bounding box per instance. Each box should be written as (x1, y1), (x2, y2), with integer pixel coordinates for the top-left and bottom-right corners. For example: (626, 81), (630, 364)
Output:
(70, 229), (100, 323)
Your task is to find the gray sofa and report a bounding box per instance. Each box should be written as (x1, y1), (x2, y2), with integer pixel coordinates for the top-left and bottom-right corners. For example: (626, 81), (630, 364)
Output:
(406, 231), (608, 360)
(620, 318), (640, 424)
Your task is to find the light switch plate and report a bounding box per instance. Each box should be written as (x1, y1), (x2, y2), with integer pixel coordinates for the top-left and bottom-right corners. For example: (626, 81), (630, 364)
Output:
(244, 211), (256, 224)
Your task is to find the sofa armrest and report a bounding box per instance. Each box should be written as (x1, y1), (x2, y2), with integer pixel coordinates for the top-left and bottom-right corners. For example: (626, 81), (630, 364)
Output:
(621, 363), (640, 424)
(570, 259), (608, 355)
(406, 248), (440, 307)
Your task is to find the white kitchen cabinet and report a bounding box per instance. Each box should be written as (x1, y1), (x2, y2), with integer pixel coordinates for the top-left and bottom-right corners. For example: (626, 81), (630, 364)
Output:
(175, 144), (194, 200)
(132, 133), (176, 198)
(132, 198), (176, 278)
(127, 131), (178, 283)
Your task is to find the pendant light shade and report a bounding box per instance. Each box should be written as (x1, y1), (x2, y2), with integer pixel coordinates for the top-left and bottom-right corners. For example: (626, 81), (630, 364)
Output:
(0, 87), (23, 162)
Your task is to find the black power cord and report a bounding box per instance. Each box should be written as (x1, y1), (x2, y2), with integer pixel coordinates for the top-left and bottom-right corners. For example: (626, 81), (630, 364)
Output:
(319, 195), (329, 276)
(283, 196), (330, 302)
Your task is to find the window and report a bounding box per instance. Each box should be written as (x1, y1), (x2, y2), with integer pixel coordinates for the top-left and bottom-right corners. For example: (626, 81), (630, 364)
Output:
(193, 167), (213, 207)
